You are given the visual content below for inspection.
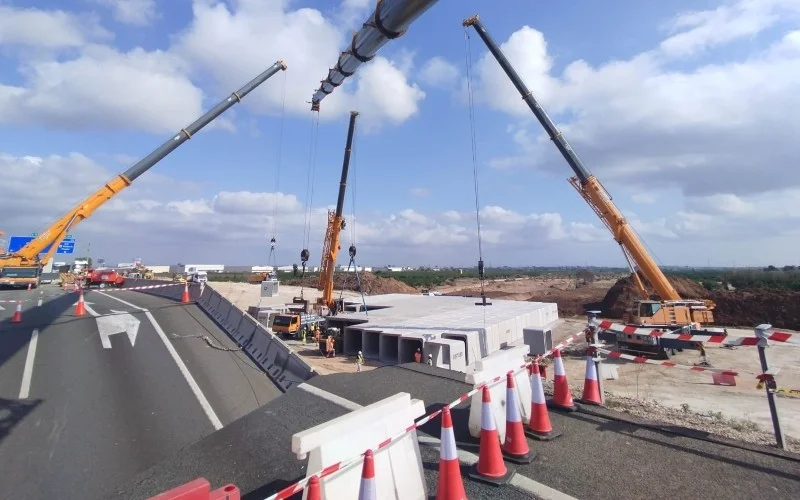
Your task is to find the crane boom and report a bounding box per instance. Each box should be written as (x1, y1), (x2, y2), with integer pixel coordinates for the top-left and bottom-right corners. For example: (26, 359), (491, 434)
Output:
(318, 111), (359, 311)
(463, 15), (681, 302)
(1, 60), (287, 269)
(310, 0), (439, 110)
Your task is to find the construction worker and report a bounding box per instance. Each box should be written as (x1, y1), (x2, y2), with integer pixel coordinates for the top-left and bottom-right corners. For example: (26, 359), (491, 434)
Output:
(427, 354), (433, 366)
(414, 348), (422, 363)
(356, 350), (364, 372)
(299, 326), (307, 345)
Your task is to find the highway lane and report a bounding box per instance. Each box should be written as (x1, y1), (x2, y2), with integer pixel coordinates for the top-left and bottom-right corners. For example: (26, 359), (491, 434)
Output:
(0, 287), (281, 500)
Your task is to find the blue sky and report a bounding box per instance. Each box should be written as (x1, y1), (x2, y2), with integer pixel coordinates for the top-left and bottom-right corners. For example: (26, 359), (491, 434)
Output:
(1, 0), (799, 268)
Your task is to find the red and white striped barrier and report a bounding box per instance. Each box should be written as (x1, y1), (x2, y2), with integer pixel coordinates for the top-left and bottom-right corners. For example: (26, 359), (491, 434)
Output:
(596, 347), (740, 376)
(597, 320), (800, 347)
(88, 283), (182, 292)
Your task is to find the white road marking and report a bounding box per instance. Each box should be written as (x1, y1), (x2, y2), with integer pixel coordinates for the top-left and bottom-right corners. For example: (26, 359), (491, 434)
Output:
(19, 329), (39, 399)
(37, 299), (43, 307)
(97, 291), (224, 430)
(297, 383), (363, 411)
(0, 304), (4, 311)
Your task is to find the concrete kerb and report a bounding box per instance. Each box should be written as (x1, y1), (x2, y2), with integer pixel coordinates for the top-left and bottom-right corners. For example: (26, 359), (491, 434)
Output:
(131, 280), (316, 392)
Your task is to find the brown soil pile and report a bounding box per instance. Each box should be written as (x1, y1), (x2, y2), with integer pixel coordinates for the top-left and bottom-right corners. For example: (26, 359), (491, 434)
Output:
(706, 289), (800, 330)
(589, 274), (800, 330)
(282, 272), (418, 295)
(592, 274), (707, 318)
(526, 287), (609, 317)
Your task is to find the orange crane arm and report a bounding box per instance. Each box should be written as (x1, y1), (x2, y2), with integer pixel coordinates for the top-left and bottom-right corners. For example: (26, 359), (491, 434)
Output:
(463, 15), (681, 301)
(0, 61), (287, 269)
(318, 111), (359, 310)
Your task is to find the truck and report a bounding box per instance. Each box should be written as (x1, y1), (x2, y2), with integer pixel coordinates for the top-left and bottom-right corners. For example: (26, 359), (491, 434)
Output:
(84, 268), (125, 288)
(271, 312), (325, 338)
(464, 15), (726, 360)
(0, 265), (41, 289)
(0, 61), (287, 276)
(187, 270), (208, 284)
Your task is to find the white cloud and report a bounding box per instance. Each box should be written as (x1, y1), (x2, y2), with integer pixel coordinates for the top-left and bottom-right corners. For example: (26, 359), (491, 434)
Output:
(419, 57), (460, 89)
(410, 187), (430, 197)
(474, 0), (800, 201)
(631, 192), (660, 204)
(0, 152), (606, 265)
(90, 0), (158, 26)
(0, 5), (111, 48)
(0, 1), (426, 134)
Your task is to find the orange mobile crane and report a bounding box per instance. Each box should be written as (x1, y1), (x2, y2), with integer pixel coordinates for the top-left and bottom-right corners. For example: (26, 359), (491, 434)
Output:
(463, 15), (726, 359)
(317, 111), (359, 314)
(0, 61), (287, 285)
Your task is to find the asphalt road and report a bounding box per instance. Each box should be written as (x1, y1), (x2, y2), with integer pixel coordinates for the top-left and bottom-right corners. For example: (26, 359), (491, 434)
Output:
(112, 362), (800, 500)
(0, 285), (281, 500)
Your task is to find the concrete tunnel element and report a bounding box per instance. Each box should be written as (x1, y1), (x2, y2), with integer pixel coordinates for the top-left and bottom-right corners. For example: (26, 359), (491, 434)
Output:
(379, 332), (401, 363)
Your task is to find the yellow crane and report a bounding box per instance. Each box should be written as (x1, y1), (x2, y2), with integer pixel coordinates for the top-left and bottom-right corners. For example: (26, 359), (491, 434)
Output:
(0, 61), (287, 288)
(463, 15), (725, 359)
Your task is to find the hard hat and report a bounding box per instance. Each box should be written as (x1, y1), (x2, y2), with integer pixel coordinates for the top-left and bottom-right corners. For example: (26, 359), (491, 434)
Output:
(428, 354), (432, 358)
(358, 350), (362, 355)
(417, 348), (421, 352)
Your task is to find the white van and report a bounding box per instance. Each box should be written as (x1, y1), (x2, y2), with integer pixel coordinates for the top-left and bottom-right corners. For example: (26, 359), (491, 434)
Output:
(188, 271), (208, 283)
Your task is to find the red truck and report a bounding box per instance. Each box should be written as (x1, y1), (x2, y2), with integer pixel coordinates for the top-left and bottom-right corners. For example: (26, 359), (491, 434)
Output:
(84, 268), (125, 288)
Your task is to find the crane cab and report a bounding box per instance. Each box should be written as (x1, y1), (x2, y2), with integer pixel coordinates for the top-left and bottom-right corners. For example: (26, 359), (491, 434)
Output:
(630, 299), (715, 327)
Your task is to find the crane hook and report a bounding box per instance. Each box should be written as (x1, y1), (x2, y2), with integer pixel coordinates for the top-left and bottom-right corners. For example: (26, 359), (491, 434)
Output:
(300, 248), (310, 263)
(270, 237), (276, 250)
(349, 244), (357, 259)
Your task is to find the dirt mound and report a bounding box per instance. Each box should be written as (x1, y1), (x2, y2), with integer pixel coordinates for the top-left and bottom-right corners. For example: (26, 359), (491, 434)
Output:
(707, 289), (800, 330)
(282, 272), (418, 295)
(592, 273), (708, 318)
(444, 289), (517, 299)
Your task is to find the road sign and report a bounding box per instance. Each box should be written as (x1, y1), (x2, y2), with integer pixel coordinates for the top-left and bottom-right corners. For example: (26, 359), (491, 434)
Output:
(7, 235), (77, 255)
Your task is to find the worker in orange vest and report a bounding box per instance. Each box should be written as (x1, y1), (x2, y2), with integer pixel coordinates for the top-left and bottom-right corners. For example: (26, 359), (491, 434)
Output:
(414, 348), (422, 363)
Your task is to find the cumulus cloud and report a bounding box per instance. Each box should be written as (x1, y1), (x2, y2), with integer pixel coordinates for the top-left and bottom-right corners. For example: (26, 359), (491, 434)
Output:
(0, 1), (426, 133)
(0, 152), (606, 265)
(473, 0), (800, 200)
(419, 57), (460, 89)
(90, 0), (158, 26)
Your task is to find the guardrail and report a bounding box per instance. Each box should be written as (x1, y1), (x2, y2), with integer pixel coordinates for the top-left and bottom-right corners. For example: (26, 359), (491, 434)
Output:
(129, 280), (317, 392)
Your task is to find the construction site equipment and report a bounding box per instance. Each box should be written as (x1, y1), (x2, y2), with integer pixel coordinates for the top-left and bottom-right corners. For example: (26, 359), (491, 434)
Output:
(316, 111), (359, 314)
(463, 15), (724, 359)
(271, 312), (325, 338)
(84, 268), (125, 288)
(310, 0), (439, 110)
(0, 61), (288, 276)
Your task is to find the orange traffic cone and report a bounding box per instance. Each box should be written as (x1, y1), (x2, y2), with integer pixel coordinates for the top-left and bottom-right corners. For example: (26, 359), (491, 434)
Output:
(435, 406), (467, 500)
(468, 385), (513, 485)
(11, 301), (23, 323)
(306, 475), (321, 500)
(75, 289), (86, 317)
(502, 371), (535, 464)
(548, 349), (577, 411)
(358, 449), (377, 500)
(526, 361), (562, 440)
(181, 282), (190, 303)
(579, 348), (602, 405)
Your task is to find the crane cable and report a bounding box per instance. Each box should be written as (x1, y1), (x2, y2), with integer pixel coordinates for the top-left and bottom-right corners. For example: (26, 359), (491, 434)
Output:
(463, 27), (490, 312)
(300, 109), (321, 297)
(268, 70), (288, 271)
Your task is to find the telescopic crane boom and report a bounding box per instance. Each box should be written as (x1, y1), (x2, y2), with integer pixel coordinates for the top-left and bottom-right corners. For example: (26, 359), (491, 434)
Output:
(317, 111), (359, 313)
(310, 0), (439, 110)
(463, 15), (721, 358)
(0, 60), (287, 270)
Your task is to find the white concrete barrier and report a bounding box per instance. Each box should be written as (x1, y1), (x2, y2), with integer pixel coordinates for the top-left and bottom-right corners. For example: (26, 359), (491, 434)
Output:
(292, 392), (427, 500)
(466, 345), (531, 440)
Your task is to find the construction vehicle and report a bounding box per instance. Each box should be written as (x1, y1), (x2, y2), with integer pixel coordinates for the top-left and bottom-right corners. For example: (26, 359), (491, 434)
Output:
(314, 111), (359, 315)
(0, 61), (287, 276)
(464, 15), (725, 359)
(272, 311), (325, 338)
(84, 268), (126, 288)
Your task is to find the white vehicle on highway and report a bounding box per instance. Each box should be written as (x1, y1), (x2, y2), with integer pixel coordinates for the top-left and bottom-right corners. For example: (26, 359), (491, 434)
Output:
(187, 271), (208, 284)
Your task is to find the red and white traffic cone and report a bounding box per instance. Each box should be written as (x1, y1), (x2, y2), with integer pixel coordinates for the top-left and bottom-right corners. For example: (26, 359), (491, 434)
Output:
(579, 348), (602, 405)
(436, 406), (467, 500)
(74, 289), (86, 317)
(357, 449), (377, 500)
(27, 283), (32, 291)
(11, 301), (23, 323)
(526, 361), (562, 440)
(548, 349), (577, 411)
(306, 475), (321, 500)
(181, 282), (190, 303)
(468, 385), (513, 485)
(502, 371), (535, 464)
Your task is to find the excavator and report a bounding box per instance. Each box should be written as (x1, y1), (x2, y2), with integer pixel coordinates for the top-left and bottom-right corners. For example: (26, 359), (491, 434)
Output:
(0, 60), (287, 288)
(463, 15), (726, 360)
